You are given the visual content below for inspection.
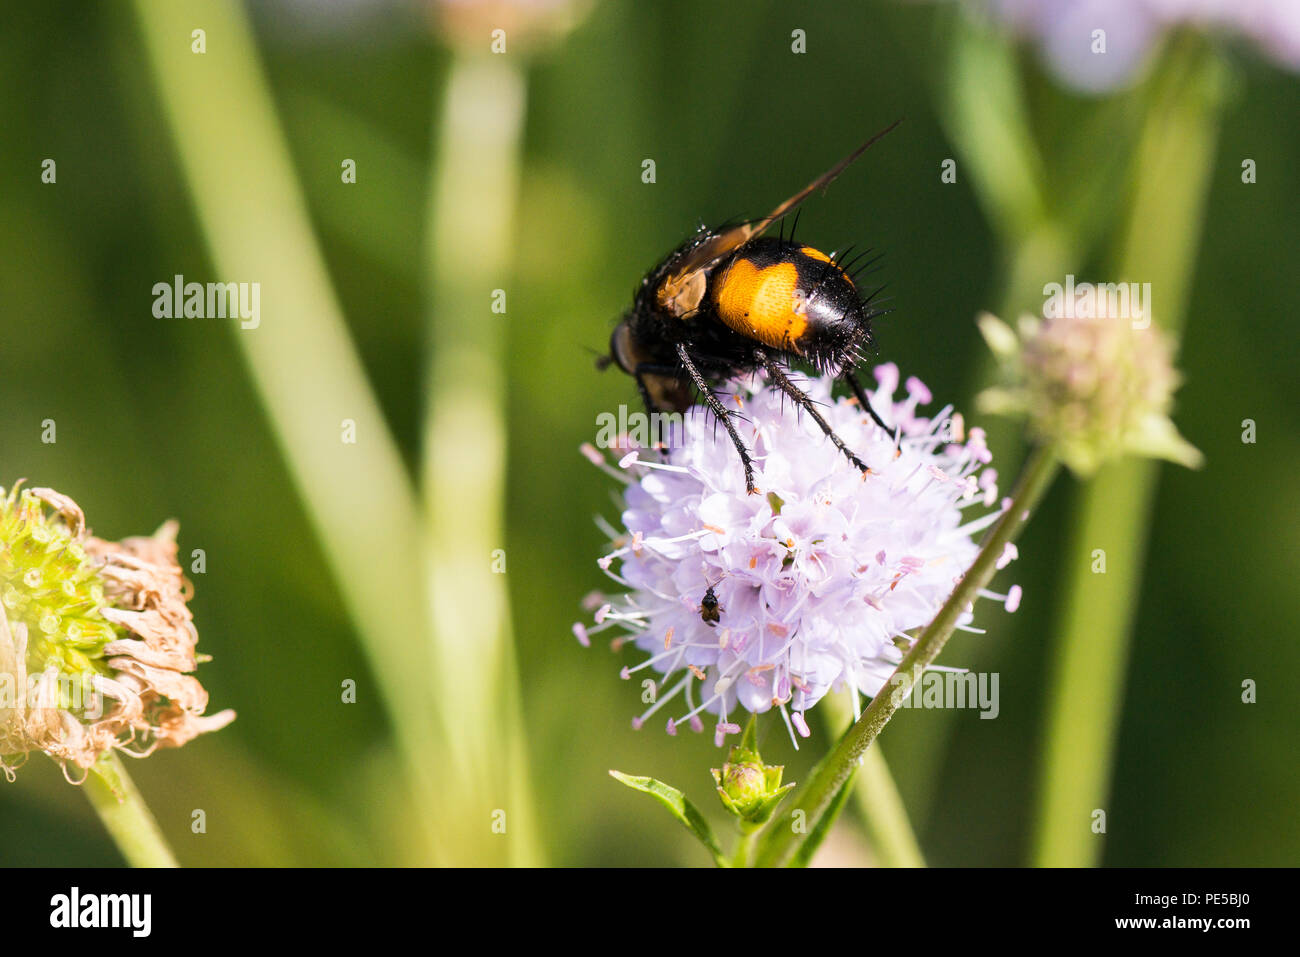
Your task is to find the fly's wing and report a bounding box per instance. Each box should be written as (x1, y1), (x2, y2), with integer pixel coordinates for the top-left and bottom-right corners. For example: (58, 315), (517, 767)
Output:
(655, 119), (902, 318)
(744, 119), (903, 243)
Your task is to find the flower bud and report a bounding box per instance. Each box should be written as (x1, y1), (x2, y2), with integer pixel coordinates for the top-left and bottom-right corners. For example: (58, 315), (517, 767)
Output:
(711, 745), (794, 829)
(977, 311), (1203, 475)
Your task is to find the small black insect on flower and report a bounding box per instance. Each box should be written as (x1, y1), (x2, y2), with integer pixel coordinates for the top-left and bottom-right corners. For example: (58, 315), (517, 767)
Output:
(699, 581), (723, 627)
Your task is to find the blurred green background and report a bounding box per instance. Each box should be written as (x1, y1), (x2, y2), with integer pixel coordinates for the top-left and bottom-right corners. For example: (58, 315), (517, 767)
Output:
(1, 0), (1296, 866)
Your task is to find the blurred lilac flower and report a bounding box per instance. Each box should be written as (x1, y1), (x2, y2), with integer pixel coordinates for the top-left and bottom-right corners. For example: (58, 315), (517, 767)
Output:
(972, 0), (1300, 91)
(577, 366), (1019, 747)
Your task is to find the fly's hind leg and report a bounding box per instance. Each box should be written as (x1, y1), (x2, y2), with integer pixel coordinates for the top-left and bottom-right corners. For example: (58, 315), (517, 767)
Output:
(756, 348), (872, 478)
(841, 368), (894, 435)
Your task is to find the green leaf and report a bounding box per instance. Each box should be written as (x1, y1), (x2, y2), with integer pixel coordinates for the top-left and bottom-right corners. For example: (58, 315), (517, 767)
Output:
(788, 772), (855, 868)
(610, 770), (729, 867)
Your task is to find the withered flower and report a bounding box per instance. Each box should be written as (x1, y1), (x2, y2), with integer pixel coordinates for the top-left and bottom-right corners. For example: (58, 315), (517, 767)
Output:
(0, 482), (234, 779)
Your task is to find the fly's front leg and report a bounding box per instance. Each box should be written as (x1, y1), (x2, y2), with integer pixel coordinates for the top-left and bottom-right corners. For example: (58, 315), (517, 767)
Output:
(671, 343), (758, 494)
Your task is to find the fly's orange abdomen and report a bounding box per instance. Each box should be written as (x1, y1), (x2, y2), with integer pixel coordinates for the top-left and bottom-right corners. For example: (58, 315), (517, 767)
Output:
(712, 257), (808, 351)
(708, 238), (865, 366)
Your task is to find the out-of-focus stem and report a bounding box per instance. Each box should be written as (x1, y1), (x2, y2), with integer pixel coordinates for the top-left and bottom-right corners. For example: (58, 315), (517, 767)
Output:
(422, 54), (541, 866)
(902, 17), (1074, 828)
(1032, 37), (1223, 867)
(852, 741), (925, 867)
(132, 0), (445, 860)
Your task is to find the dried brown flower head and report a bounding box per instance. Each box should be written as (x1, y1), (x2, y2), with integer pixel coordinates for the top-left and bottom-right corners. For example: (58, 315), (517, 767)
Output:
(0, 483), (234, 779)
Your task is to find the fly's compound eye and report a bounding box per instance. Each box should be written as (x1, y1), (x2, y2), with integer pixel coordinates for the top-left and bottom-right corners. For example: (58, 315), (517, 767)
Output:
(608, 319), (640, 375)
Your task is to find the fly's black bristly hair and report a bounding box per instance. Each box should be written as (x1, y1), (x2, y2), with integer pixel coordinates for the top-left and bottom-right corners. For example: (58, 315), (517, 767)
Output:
(600, 120), (904, 494)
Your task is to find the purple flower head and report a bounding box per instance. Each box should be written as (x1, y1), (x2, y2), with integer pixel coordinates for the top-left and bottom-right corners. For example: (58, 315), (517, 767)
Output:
(578, 366), (1019, 747)
(974, 0), (1300, 92)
